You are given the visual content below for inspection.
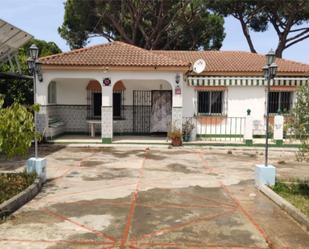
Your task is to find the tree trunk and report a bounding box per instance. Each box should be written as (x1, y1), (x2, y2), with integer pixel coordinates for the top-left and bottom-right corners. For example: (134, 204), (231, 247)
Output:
(275, 42), (284, 58)
(239, 18), (257, 53)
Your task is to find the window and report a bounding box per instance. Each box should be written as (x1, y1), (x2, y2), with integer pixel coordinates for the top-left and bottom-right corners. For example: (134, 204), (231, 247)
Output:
(113, 91), (123, 118)
(88, 91), (124, 119)
(268, 91), (292, 113)
(198, 91), (223, 114)
(48, 81), (56, 104)
(92, 92), (101, 117)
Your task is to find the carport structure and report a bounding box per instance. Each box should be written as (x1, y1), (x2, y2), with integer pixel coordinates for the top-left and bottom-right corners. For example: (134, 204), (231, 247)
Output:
(1, 147), (308, 249)
(0, 18), (32, 76)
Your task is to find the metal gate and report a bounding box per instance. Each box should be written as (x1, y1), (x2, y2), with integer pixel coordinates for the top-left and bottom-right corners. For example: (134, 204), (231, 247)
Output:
(133, 90), (152, 134)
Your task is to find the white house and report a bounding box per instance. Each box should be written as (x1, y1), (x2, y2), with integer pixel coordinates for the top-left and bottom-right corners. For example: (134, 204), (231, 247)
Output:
(37, 41), (309, 143)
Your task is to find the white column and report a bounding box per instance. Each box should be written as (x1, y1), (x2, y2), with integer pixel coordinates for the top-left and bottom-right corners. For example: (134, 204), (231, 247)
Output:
(101, 80), (113, 143)
(171, 74), (183, 131)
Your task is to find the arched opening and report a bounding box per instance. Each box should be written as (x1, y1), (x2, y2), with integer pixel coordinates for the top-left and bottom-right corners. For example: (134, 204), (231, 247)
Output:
(86, 80), (102, 120)
(113, 81), (126, 119)
(47, 81), (57, 104)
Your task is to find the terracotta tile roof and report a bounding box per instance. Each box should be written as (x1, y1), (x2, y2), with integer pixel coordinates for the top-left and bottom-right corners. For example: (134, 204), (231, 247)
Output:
(40, 41), (188, 68)
(40, 41), (309, 75)
(153, 50), (309, 75)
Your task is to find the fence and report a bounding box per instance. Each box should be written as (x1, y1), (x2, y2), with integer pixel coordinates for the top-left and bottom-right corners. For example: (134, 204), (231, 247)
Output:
(192, 116), (246, 142)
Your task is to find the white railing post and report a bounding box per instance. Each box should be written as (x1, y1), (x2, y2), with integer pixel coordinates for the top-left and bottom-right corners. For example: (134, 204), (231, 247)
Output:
(274, 114), (284, 146)
(244, 109), (253, 145)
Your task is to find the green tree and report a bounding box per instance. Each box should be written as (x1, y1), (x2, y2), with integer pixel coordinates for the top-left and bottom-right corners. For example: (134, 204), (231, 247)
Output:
(58, 0), (225, 50)
(209, 0), (309, 58)
(0, 96), (40, 158)
(291, 85), (309, 162)
(0, 39), (61, 107)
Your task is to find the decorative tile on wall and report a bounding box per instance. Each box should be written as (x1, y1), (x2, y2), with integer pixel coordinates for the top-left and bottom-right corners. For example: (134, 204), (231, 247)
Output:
(101, 106), (113, 138)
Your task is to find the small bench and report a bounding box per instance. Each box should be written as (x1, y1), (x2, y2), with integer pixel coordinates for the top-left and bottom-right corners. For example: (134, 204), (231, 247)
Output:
(45, 116), (65, 140)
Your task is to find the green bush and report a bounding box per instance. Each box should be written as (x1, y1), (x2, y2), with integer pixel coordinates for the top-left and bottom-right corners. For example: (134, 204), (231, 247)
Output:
(290, 85), (309, 161)
(0, 97), (40, 158)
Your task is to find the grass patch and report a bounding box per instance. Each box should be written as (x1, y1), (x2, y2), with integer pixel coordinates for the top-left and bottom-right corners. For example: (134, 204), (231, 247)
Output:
(272, 180), (309, 217)
(0, 172), (36, 205)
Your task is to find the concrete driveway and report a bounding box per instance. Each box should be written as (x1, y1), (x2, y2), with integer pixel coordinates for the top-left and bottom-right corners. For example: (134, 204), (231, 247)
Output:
(0, 146), (308, 249)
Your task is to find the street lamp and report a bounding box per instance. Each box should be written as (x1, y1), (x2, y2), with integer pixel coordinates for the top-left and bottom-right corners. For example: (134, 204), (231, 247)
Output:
(263, 49), (278, 167)
(27, 44), (43, 158)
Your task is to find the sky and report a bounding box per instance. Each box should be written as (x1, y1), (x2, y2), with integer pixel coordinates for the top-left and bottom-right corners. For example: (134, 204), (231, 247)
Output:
(1, 0), (309, 64)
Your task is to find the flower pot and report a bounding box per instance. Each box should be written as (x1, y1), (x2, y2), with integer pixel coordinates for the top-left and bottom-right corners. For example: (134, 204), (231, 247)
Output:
(171, 137), (182, 146)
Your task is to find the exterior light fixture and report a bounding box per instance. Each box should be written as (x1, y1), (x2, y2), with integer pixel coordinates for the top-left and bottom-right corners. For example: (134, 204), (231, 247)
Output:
(269, 62), (278, 79)
(266, 49), (275, 66)
(27, 44), (43, 158)
(29, 44), (39, 60)
(27, 57), (35, 74)
(175, 73), (181, 84)
(263, 49), (278, 167)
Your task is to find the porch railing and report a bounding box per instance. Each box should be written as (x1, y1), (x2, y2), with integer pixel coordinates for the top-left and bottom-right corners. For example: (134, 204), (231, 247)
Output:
(195, 116), (246, 142)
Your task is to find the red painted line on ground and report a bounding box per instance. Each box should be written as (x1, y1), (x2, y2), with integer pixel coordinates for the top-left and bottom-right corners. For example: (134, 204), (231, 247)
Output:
(137, 208), (237, 242)
(198, 150), (282, 249)
(172, 191), (236, 209)
(219, 183), (282, 249)
(0, 238), (114, 245)
(138, 241), (264, 249)
(42, 208), (117, 243)
(119, 149), (148, 249)
(48, 152), (98, 183)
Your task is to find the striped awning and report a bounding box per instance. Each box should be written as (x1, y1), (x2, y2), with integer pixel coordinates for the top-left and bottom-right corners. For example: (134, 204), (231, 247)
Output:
(187, 76), (309, 87)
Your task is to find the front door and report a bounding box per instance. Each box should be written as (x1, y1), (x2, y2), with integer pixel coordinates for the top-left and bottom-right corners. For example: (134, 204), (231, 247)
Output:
(150, 90), (172, 133)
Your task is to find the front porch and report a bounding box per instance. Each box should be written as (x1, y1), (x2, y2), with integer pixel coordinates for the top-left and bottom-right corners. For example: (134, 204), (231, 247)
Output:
(47, 134), (170, 145)
(37, 72), (184, 143)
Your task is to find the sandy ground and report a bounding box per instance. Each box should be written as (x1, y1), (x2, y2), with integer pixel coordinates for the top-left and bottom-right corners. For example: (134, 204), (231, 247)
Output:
(0, 145), (308, 249)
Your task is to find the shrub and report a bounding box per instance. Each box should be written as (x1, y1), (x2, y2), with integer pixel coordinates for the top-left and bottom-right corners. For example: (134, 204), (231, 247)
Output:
(0, 97), (40, 158)
(290, 85), (309, 162)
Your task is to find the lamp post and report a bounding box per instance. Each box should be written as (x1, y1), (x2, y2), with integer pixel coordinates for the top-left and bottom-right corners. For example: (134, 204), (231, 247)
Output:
(263, 49), (278, 166)
(27, 44), (42, 158)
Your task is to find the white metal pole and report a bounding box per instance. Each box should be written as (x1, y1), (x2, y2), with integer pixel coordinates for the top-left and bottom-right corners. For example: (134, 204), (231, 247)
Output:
(33, 70), (38, 158)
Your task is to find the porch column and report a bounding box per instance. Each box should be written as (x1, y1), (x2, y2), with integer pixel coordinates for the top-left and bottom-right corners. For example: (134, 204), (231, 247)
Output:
(172, 76), (183, 131)
(101, 81), (113, 144)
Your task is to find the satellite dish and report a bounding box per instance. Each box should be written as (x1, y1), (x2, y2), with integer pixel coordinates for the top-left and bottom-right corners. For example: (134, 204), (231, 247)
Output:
(193, 59), (206, 74)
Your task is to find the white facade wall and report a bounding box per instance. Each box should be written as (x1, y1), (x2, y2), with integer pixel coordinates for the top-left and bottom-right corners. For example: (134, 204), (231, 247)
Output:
(227, 86), (266, 119)
(121, 79), (172, 105)
(182, 84), (196, 118)
(56, 78), (89, 105)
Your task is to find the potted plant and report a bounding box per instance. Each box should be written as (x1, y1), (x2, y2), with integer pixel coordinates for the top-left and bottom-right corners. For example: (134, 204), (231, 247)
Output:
(168, 127), (183, 146)
(182, 119), (195, 142)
